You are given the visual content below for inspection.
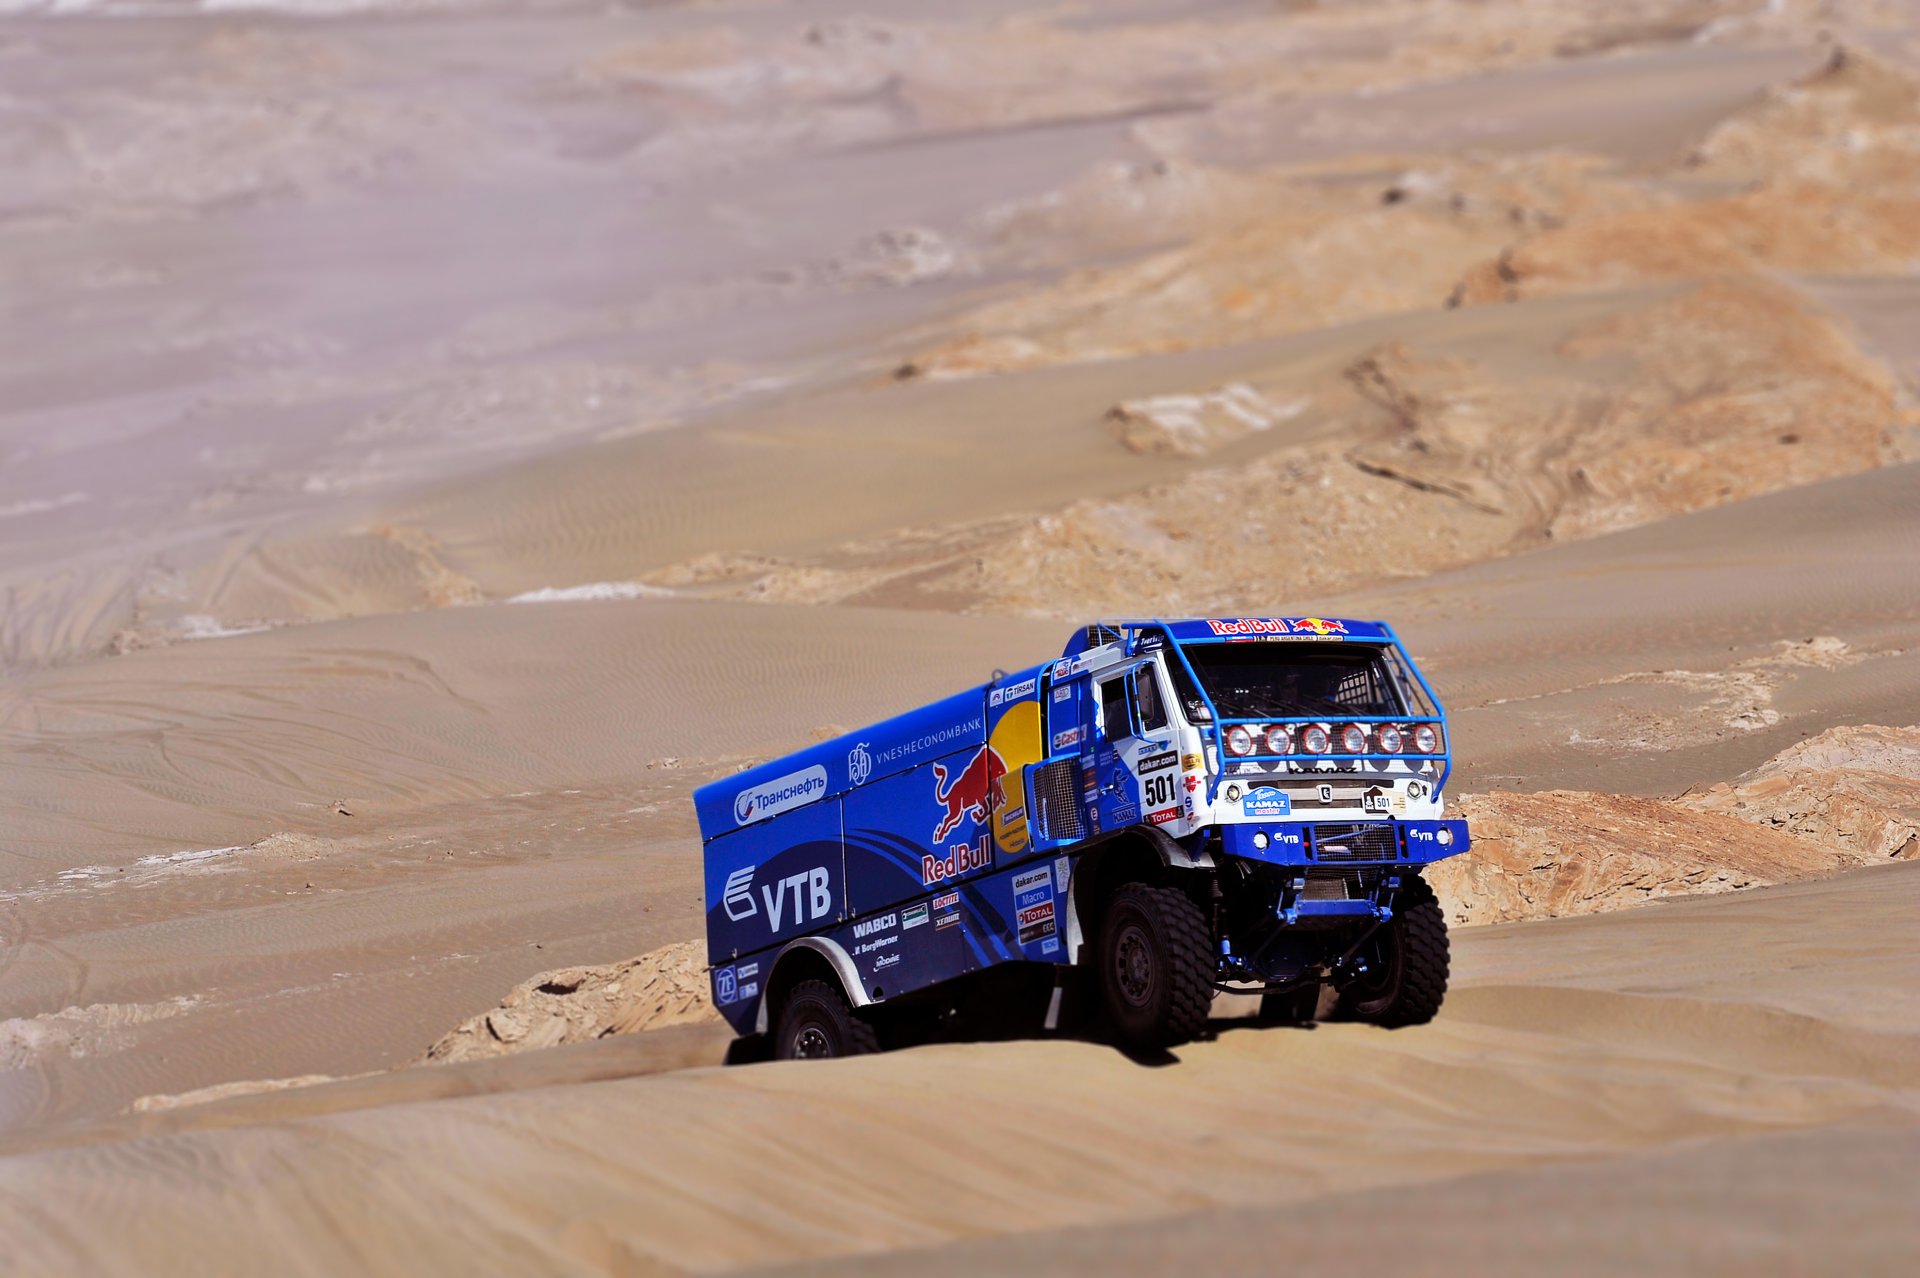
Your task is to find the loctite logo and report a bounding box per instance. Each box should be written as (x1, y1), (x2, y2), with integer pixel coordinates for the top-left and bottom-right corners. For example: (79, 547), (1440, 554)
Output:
(733, 765), (829, 827)
(922, 835), (992, 886)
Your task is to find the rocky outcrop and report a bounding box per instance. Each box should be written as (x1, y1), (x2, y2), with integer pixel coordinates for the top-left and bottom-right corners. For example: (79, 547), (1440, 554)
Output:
(1428, 725), (1920, 927)
(422, 941), (716, 1064)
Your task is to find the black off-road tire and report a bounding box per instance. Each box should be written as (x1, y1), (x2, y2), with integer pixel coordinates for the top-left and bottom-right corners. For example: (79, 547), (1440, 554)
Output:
(1098, 882), (1215, 1049)
(1334, 874), (1449, 1027)
(774, 979), (880, 1060)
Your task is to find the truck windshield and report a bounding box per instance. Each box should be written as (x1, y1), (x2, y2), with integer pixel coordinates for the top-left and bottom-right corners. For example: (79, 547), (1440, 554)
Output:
(1181, 644), (1404, 720)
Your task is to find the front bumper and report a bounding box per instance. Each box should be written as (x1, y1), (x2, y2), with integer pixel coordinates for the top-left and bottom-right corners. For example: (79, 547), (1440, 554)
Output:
(1218, 817), (1470, 867)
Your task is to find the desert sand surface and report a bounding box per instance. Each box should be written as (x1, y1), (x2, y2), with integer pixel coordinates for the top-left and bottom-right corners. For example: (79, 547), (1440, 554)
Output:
(2, 862), (1915, 1274)
(5, 0), (1920, 1271)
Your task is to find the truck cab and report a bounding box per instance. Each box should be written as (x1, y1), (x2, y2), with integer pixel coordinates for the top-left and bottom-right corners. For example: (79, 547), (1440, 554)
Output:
(696, 616), (1469, 1058)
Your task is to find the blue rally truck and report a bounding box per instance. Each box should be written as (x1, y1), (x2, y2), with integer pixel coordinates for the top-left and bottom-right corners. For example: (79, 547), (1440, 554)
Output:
(695, 616), (1470, 1058)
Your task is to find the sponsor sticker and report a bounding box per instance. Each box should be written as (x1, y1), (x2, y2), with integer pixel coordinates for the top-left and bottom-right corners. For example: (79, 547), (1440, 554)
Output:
(852, 912), (897, 939)
(715, 967), (738, 1006)
(1012, 866), (1051, 896)
(923, 836), (993, 886)
(1051, 727), (1081, 750)
(1054, 686), (1072, 703)
(874, 953), (900, 970)
(733, 765), (829, 826)
(1000, 676), (1036, 701)
(1017, 900), (1057, 944)
(1148, 808), (1180, 826)
(738, 981), (759, 1000)
(1243, 787), (1291, 818)
(1181, 753), (1201, 771)
(903, 903), (930, 930)
(1364, 787), (1391, 814)
(1041, 936), (1060, 956)
(737, 962), (759, 980)
(847, 742), (872, 787)
(1138, 749), (1177, 775)
(931, 892), (960, 911)
(936, 911), (960, 929)
(1053, 856), (1070, 894)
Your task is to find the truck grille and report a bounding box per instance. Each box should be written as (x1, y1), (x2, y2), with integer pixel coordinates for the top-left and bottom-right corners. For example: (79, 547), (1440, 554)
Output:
(1031, 758), (1084, 843)
(1300, 869), (1371, 901)
(1313, 823), (1396, 862)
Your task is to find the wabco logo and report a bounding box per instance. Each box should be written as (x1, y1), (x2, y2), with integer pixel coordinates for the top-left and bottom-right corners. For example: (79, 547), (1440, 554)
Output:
(853, 912), (896, 939)
(733, 765), (829, 827)
(848, 742), (873, 787)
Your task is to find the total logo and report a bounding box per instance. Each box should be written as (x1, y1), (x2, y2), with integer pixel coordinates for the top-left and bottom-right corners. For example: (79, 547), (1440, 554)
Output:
(718, 863), (835, 931)
(733, 765), (828, 827)
(932, 746), (1006, 841)
(922, 835), (993, 886)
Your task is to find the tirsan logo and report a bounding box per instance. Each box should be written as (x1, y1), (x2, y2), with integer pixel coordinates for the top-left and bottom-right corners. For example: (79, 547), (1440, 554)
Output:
(852, 912), (896, 939)
(847, 742), (873, 787)
(733, 765), (829, 826)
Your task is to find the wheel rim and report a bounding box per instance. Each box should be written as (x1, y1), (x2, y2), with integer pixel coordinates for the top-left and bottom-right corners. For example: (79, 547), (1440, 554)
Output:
(1114, 921), (1156, 1008)
(792, 1024), (833, 1058)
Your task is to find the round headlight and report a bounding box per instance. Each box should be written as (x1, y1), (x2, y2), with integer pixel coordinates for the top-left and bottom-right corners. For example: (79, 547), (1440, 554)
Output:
(1437, 827), (1454, 846)
(1263, 725), (1292, 755)
(1376, 724), (1403, 754)
(1301, 725), (1330, 754)
(1225, 783), (1242, 802)
(1252, 831), (1269, 849)
(1225, 725), (1254, 756)
(1413, 724), (1439, 754)
(1340, 724), (1368, 755)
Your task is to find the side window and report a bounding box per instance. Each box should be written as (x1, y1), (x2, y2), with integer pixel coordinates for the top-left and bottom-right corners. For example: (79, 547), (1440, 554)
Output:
(1099, 677), (1130, 738)
(1134, 668), (1167, 732)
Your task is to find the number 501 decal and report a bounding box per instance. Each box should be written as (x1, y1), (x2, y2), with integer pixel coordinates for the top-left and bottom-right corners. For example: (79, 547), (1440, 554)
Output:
(1142, 772), (1179, 807)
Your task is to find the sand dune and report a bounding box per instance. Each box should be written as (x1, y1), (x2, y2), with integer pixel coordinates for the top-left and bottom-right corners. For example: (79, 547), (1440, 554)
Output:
(2, 863), (1914, 1275)
(6, 1), (1920, 1269)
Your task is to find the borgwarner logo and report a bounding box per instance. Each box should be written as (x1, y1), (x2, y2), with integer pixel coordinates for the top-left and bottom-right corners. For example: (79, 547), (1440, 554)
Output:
(733, 765), (829, 827)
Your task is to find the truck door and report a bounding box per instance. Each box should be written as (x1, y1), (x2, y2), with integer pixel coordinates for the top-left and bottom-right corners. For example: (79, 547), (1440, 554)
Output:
(1094, 661), (1184, 832)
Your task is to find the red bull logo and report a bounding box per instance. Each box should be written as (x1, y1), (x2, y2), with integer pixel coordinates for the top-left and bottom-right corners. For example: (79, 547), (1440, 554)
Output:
(922, 835), (993, 886)
(931, 746), (1005, 842)
(1290, 617), (1348, 636)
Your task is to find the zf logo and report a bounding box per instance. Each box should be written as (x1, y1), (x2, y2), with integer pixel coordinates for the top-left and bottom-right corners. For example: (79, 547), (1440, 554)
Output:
(721, 864), (834, 931)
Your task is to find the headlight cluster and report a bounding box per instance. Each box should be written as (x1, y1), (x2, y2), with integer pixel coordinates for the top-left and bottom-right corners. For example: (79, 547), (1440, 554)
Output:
(1221, 722), (1445, 757)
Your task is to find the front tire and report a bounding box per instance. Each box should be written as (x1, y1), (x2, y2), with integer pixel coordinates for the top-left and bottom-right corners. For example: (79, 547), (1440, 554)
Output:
(773, 979), (879, 1060)
(1333, 874), (1449, 1027)
(1098, 882), (1215, 1048)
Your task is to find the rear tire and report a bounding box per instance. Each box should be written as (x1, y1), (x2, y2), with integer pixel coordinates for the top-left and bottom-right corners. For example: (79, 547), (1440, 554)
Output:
(1333, 874), (1449, 1027)
(1097, 882), (1214, 1048)
(774, 979), (879, 1060)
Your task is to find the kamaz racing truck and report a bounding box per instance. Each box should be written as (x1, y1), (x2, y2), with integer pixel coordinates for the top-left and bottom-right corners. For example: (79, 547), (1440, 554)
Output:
(695, 616), (1470, 1059)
